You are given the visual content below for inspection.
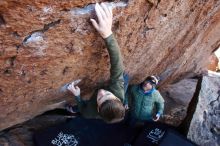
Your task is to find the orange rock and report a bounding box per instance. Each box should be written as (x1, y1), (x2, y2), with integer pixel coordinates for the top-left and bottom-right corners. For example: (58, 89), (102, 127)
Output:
(207, 54), (219, 71)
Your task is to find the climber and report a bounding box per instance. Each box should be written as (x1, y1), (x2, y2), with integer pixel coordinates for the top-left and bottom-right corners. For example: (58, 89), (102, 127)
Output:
(66, 3), (127, 123)
(124, 75), (165, 126)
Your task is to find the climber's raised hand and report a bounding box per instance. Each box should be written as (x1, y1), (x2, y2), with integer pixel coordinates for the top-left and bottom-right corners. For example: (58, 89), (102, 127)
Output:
(90, 3), (113, 39)
(67, 82), (80, 97)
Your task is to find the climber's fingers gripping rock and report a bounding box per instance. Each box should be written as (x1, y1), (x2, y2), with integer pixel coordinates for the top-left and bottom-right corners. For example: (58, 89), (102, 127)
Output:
(68, 82), (81, 97)
(90, 3), (113, 39)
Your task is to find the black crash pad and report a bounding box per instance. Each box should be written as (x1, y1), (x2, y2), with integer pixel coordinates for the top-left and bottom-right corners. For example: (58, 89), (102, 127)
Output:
(34, 117), (138, 146)
(34, 117), (196, 146)
(133, 122), (197, 146)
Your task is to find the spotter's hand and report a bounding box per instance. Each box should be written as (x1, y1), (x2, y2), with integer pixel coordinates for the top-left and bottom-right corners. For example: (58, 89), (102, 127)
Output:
(153, 113), (160, 122)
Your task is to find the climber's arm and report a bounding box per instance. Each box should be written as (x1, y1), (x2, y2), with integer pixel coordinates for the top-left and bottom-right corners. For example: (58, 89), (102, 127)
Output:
(90, 3), (124, 102)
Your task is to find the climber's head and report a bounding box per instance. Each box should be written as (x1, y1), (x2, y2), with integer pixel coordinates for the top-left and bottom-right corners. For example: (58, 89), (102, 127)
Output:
(141, 75), (159, 91)
(97, 89), (125, 123)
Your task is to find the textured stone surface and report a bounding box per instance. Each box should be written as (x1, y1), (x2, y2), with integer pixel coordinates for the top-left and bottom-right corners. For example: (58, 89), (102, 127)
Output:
(161, 78), (197, 126)
(0, 0), (220, 130)
(187, 73), (220, 146)
(207, 54), (219, 71)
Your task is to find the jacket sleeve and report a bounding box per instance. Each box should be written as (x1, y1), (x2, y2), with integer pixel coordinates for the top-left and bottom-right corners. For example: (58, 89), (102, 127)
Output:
(104, 34), (125, 102)
(155, 91), (165, 115)
(74, 95), (98, 118)
(124, 85), (133, 106)
(74, 96), (88, 111)
(124, 94), (128, 106)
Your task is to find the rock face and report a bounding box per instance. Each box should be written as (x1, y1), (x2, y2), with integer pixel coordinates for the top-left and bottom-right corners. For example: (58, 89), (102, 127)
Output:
(160, 78), (197, 126)
(207, 54), (219, 71)
(187, 73), (220, 146)
(0, 0), (220, 130)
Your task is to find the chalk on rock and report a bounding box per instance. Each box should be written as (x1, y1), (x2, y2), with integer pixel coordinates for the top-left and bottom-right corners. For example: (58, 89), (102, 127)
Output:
(23, 32), (44, 44)
(70, 2), (128, 16)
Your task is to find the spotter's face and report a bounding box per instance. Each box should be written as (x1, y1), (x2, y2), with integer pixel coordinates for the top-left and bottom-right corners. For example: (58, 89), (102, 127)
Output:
(142, 81), (153, 91)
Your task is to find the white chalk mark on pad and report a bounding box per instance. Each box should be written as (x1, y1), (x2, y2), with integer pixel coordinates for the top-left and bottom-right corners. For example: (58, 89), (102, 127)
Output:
(51, 132), (79, 146)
